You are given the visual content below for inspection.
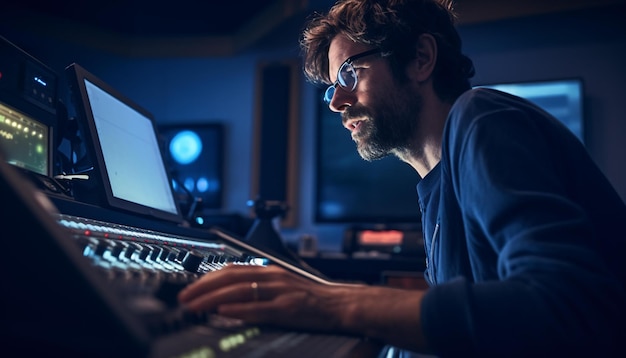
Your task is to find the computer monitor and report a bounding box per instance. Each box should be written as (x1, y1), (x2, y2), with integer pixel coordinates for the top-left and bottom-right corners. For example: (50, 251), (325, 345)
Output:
(475, 78), (584, 143)
(65, 63), (183, 224)
(314, 89), (421, 225)
(0, 35), (63, 194)
(0, 101), (50, 176)
(158, 123), (225, 212)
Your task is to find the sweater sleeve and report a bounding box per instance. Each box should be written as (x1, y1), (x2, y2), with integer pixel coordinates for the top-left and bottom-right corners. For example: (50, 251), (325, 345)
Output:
(420, 90), (626, 357)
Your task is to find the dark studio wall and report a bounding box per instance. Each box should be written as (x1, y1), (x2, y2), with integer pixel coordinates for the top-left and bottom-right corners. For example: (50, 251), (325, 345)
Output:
(1, 2), (625, 252)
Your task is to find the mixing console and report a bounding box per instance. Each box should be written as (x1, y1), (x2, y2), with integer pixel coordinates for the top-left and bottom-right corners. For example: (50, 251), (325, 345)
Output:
(0, 157), (382, 358)
(57, 213), (263, 310)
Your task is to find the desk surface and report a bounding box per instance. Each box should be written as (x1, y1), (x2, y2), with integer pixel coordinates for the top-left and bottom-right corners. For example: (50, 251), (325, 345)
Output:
(302, 254), (426, 286)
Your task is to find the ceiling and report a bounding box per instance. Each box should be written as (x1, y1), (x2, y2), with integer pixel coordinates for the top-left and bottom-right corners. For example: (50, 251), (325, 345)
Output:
(6, 0), (283, 37)
(2, 0), (624, 57)
(3, 0), (312, 57)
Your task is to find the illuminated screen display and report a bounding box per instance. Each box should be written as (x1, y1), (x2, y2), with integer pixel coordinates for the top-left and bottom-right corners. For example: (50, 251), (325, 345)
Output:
(476, 78), (584, 142)
(0, 101), (49, 176)
(358, 230), (404, 246)
(66, 63), (183, 223)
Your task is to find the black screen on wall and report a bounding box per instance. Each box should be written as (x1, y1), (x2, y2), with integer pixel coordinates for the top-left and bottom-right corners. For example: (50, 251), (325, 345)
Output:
(159, 123), (224, 212)
(315, 90), (421, 225)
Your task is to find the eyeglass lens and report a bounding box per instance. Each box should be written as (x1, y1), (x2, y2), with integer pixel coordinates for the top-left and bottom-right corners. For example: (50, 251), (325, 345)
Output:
(323, 49), (382, 105)
(323, 86), (336, 104)
(324, 61), (357, 104)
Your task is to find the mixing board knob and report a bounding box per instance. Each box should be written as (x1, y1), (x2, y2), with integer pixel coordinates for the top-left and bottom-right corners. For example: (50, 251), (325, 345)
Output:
(124, 242), (142, 260)
(182, 250), (204, 273)
(165, 247), (182, 262)
(150, 246), (163, 262)
(93, 238), (109, 256)
(137, 245), (153, 261)
(158, 247), (173, 261)
(109, 241), (126, 259)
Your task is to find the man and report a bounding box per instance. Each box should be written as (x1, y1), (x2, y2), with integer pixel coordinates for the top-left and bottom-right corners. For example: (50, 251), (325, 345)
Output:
(179, 0), (626, 356)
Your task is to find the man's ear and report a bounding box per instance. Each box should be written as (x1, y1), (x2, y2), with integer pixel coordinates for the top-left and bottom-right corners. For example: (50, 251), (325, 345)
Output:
(407, 33), (437, 82)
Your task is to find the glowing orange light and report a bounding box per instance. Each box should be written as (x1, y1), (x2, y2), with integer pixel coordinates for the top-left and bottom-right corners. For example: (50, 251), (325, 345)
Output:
(358, 230), (404, 245)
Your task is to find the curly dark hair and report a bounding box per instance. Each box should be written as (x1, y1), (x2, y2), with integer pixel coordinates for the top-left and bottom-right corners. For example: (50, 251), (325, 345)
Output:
(300, 0), (475, 101)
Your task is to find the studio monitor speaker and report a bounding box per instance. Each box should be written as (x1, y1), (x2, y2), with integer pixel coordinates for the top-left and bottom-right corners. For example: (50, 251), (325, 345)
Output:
(251, 60), (300, 228)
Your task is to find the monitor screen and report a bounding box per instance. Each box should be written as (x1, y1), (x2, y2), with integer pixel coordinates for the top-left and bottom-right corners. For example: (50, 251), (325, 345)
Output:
(0, 100), (50, 176)
(314, 89), (422, 225)
(158, 123), (224, 212)
(65, 63), (183, 224)
(475, 78), (584, 143)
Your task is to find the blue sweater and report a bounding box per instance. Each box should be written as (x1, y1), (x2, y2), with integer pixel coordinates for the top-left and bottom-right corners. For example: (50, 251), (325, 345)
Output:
(417, 88), (626, 357)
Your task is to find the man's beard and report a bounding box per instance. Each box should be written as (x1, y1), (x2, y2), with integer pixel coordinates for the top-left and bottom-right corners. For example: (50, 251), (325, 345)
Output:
(344, 91), (422, 162)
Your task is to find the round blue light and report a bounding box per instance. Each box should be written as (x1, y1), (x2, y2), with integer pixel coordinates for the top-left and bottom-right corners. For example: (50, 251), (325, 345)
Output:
(169, 130), (202, 165)
(196, 177), (209, 193)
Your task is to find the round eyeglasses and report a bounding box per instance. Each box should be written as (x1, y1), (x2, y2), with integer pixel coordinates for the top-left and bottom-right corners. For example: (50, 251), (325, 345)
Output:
(323, 49), (382, 104)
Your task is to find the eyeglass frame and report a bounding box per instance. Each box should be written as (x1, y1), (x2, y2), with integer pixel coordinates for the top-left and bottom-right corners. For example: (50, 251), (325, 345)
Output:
(323, 48), (383, 104)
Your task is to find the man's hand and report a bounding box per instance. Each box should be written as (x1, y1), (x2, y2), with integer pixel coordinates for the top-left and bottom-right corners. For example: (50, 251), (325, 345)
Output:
(178, 264), (429, 352)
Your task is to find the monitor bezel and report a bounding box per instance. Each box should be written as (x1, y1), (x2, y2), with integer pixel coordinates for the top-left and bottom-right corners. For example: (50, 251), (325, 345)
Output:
(65, 63), (184, 224)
